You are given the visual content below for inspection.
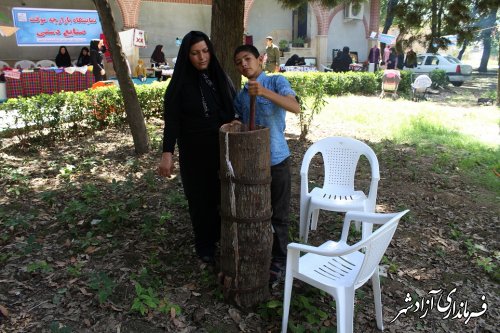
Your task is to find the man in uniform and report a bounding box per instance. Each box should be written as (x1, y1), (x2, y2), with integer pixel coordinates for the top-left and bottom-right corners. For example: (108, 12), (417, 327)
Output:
(264, 36), (280, 73)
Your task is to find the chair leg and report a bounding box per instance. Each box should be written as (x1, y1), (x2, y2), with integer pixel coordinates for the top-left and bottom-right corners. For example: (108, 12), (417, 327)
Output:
(310, 208), (320, 231)
(281, 269), (294, 333)
(299, 198), (310, 242)
(372, 272), (384, 331)
(354, 220), (361, 232)
(335, 288), (355, 333)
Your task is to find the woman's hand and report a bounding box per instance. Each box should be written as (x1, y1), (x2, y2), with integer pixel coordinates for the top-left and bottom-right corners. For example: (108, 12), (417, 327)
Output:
(158, 152), (175, 178)
(100, 69), (105, 76)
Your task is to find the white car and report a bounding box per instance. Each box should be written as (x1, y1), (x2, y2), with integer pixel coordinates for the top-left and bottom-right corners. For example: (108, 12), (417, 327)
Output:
(409, 53), (472, 87)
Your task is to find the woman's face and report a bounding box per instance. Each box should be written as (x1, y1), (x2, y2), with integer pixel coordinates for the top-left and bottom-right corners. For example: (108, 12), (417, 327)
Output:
(189, 40), (210, 71)
(60, 48), (66, 54)
(82, 49), (88, 55)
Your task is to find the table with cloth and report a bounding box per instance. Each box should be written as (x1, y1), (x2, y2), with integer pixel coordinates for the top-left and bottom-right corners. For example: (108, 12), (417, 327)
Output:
(4, 67), (94, 98)
(281, 65), (318, 72)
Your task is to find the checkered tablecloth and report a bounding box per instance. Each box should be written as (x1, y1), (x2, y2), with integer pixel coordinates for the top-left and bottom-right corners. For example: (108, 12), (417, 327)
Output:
(6, 77), (23, 98)
(21, 72), (42, 97)
(40, 70), (58, 94)
(6, 70), (95, 98)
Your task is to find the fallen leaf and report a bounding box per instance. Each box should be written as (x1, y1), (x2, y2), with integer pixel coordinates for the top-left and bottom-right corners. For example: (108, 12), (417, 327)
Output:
(0, 304), (9, 318)
(84, 246), (99, 254)
(229, 308), (241, 323)
(79, 287), (92, 296)
(170, 307), (176, 319)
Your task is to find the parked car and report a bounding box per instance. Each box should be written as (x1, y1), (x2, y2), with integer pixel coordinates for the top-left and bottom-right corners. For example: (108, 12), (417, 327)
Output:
(408, 53), (472, 87)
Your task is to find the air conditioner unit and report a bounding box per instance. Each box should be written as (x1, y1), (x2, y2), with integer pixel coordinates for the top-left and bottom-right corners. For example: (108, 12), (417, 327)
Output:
(344, 2), (364, 20)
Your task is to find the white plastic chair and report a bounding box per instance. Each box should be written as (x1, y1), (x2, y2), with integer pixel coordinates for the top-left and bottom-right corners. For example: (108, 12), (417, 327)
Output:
(300, 137), (380, 243)
(411, 74), (432, 101)
(0, 60), (10, 69)
(321, 64), (333, 72)
(282, 210), (409, 333)
(35, 60), (57, 68)
(14, 60), (36, 70)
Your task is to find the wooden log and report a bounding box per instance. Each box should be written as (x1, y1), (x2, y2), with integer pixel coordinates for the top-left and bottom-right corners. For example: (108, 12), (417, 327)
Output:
(219, 123), (272, 309)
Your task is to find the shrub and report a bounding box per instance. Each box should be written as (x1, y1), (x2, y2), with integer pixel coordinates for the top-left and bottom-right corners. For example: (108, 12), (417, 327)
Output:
(0, 81), (168, 139)
(429, 69), (448, 88)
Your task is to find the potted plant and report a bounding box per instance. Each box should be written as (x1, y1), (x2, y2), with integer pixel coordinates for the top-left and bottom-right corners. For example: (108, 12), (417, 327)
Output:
(292, 36), (305, 47)
(279, 39), (289, 52)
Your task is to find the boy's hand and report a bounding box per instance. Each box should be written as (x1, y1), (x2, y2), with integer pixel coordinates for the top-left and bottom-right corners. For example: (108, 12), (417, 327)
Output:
(247, 80), (263, 97)
(158, 152), (175, 178)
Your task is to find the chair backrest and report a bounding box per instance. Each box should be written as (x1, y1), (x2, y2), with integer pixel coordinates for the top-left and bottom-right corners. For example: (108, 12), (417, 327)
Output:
(35, 60), (57, 68)
(14, 60), (36, 69)
(412, 75), (432, 89)
(0, 60), (10, 69)
(354, 210), (408, 285)
(303, 137), (379, 195)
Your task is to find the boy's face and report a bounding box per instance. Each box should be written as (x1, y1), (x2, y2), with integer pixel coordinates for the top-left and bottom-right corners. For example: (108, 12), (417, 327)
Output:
(234, 51), (262, 80)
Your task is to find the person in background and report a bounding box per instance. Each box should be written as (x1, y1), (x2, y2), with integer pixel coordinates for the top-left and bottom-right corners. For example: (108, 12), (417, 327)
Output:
(134, 59), (147, 81)
(150, 44), (168, 81)
(386, 47), (397, 69)
(330, 50), (342, 72)
(55, 46), (72, 68)
(76, 47), (91, 67)
(396, 45), (405, 70)
(232, 44), (300, 284)
(383, 44), (391, 63)
(89, 39), (106, 82)
(405, 48), (417, 68)
(368, 42), (380, 71)
(264, 36), (280, 73)
(157, 31), (237, 264)
(284, 54), (306, 66)
(337, 46), (352, 72)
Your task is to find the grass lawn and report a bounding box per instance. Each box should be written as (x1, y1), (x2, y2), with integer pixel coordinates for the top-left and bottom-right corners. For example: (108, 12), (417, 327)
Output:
(0, 78), (498, 332)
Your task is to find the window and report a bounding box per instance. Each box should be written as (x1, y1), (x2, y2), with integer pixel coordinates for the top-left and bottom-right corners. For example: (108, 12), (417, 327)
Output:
(425, 56), (439, 65)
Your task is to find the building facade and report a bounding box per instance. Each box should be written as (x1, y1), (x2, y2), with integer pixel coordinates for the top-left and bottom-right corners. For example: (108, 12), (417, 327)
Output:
(0, 0), (380, 68)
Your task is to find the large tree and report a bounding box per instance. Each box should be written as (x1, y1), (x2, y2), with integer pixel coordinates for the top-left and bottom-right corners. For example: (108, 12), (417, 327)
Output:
(92, 0), (150, 154)
(210, 0), (245, 90)
(477, 7), (498, 72)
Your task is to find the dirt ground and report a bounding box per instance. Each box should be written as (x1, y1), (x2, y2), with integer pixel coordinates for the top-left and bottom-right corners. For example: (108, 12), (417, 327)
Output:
(0, 75), (498, 333)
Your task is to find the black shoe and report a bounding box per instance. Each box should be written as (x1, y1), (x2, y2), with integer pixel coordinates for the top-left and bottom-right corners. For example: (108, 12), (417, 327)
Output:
(199, 255), (215, 264)
(269, 261), (286, 286)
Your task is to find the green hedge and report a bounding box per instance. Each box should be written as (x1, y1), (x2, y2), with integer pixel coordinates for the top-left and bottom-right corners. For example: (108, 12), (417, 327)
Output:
(0, 69), (436, 138)
(0, 81), (167, 138)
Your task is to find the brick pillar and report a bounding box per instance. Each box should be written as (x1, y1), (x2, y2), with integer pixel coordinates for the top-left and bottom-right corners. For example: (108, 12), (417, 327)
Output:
(315, 35), (328, 68)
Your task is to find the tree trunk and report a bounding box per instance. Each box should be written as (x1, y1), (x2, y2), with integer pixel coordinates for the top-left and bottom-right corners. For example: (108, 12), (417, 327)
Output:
(478, 8), (497, 72)
(210, 0), (245, 92)
(457, 40), (468, 60)
(219, 124), (273, 310)
(92, 0), (150, 154)
(380, 0), (399, 51)
(427, 0), (438, 53)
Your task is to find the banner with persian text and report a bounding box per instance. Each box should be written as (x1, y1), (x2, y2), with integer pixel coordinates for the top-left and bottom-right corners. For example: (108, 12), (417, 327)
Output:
(12, 7), (102, 46)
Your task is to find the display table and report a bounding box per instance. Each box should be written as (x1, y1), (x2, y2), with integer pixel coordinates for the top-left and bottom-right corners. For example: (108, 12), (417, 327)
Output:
(282, 66), (318, 72)
(5, 69), (95, 98)
(349, 63), (364, 72)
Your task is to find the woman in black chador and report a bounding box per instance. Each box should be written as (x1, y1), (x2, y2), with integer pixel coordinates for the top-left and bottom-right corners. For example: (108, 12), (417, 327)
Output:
(150, 44), (167, 81)
(55, 46), (72, 67)
(157, 31), (236, 264)
(76, 47), (91, 67)
(89, 39), (106, 82)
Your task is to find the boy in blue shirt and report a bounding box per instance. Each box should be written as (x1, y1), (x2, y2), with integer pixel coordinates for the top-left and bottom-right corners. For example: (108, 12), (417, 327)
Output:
(233, 44), (300, 283)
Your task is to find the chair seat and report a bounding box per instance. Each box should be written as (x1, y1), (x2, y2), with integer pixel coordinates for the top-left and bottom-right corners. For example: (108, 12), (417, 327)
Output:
(309, 188), (367, 212)
(296, 240), (369, 288)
